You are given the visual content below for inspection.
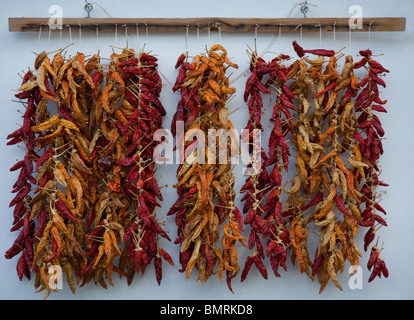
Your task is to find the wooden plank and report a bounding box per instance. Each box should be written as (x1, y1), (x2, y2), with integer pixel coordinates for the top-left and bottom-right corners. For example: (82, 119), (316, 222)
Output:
(9, 17), (406, 33)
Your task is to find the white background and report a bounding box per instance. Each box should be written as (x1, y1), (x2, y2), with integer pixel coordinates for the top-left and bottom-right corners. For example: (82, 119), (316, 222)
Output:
(0, 0), (413, 300)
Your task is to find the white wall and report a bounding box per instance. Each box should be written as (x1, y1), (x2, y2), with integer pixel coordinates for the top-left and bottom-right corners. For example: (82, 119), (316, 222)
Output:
(0, 0), (413, 300)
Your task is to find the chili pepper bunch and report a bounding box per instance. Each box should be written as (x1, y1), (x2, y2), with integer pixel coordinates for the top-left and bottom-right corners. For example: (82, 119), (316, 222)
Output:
(6, 47), (173, 298)
(169, 44), (246, 292)
(240, 42), (389, 293)
(240, 51), (293, 281)
(6, 41), (390, 296)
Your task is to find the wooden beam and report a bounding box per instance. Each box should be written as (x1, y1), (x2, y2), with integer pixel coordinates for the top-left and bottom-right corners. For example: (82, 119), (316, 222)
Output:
(9, 17), (406, 33)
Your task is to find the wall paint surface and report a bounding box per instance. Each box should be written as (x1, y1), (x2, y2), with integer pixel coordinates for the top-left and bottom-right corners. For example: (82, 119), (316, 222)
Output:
(0, 0), (413, 300)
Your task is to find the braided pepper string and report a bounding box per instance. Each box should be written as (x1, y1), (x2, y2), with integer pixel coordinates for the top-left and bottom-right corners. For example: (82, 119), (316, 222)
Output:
(353, 49), (389, 283)
(6, 48), (173, 298)
(170, 45), (242, 291)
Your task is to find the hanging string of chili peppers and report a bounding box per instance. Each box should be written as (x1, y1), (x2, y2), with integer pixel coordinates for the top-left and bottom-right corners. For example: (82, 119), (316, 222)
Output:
(169, 44), (245, 291)
(6, 40), (390, 297)
(239, 41), (389, 293)
(6, 47), (173, 298)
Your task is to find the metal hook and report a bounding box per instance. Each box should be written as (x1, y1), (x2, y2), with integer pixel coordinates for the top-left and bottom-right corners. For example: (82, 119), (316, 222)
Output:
(84, 1), (93, 18)
(300, 1), (309, 18)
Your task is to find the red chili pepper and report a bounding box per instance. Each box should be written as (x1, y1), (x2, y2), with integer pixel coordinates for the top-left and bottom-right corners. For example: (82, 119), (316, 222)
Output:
(333, 195), (355, 221)
(359, 49), (372, 57)
(17, 254), (30, 281)
(35, 210), (48, 238)
(244, 208), (258, 225)
(241, 256), (254, 282)
(252, 255), (268, 279)
(173, 66), (186, 92)
(118, 57), (139, 68)
(369, 59), (389, 73)
(311, 248), (325, 276)
(292, 41), (305, 58)
(55, 200), (83, 223)
(12, 201), (26, 225)
(369, 72), (386, 88)
(314, 82), (337, 98)
(279, 92), (295, 110)
(254, 78), (271, 95)
(33, 170), (51, 194)
(12, 167), (28, 192)
(9, 183), (31, 208)
(302, 191), (323, 211)
(354, 58), (368, 69)
(373, 95), (387, 105)
(371, 104), (387, 113)
(355, 87), (370, 110)
(43, 239), (58, 263)
(35, 147), (55, 172)
(154, 255), (163, 285)
(304, 48), (335, 57)
(374, 202), (387, 215)
(175, 53), (187, 69)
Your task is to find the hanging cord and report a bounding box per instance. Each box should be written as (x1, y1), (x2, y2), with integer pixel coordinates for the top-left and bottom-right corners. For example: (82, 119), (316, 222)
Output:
(368, 20), (374, 49)
(333, 22), (336, 49)
(78, 23), (82, 50)
(67, 24), (72, 44)
(185, 25), (189, 53)
(295, 24), (303, 42)
(254, 24), (259, 52)
(197, 23), (200, 41)
(124, 24), (128, 48)
(95, 24), (99, 46)
(207, 22), (211, 46)
(36, 24), (43, 50)
(59, 26), (63, 48)
(317, 21), (322, 46)
(136, 23), (140, 47)
(230, 2), (309, 85)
